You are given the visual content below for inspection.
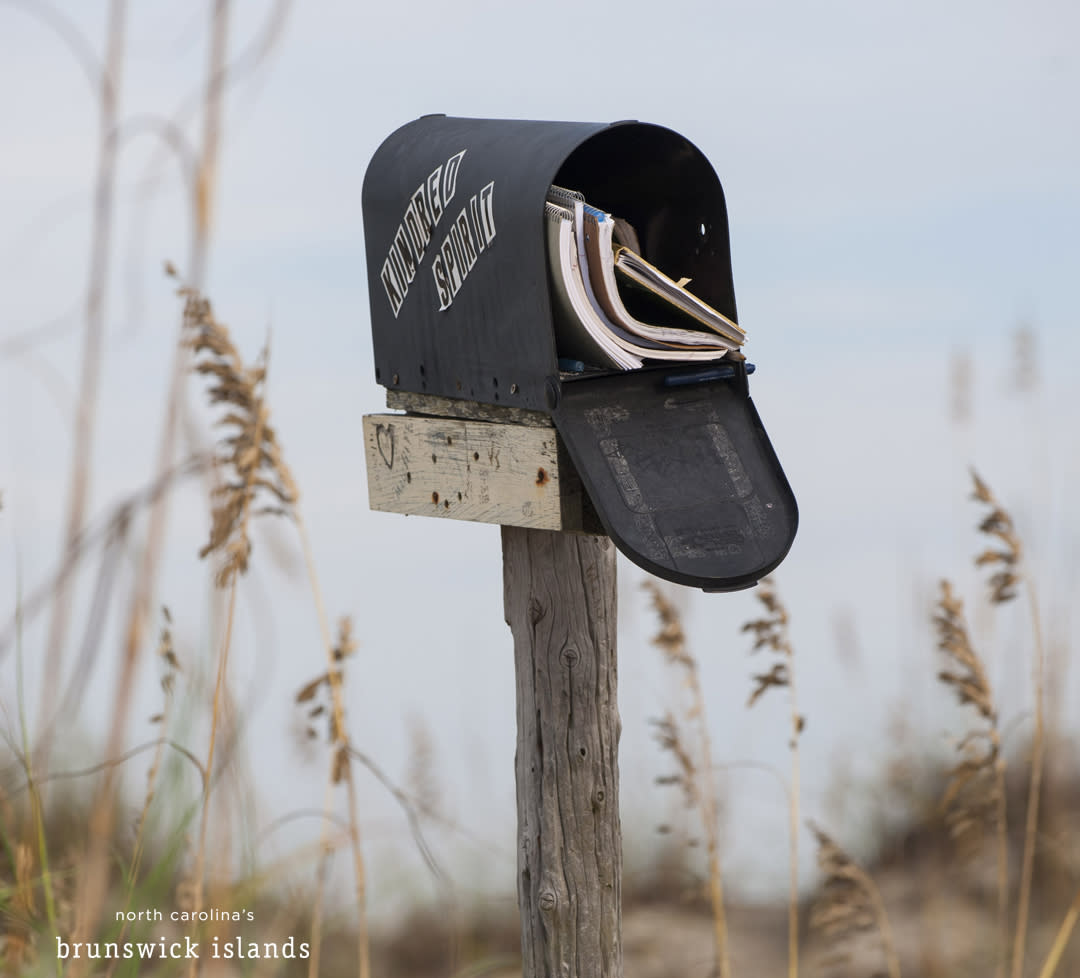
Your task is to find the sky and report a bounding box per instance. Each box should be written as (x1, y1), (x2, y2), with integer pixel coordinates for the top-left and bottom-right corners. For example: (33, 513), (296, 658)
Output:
(1, 0), (1078, 914)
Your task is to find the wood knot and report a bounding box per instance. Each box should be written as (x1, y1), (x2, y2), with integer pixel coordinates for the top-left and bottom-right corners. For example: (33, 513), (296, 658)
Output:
(560, 647), (579, 668)
(528, 598), (545, 626)
(538, 890), (557, 913)
(535, 467), (549, 486)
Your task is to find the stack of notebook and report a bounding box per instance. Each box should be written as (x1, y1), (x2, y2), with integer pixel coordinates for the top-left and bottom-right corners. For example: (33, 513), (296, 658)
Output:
(544, 186), (745, 371)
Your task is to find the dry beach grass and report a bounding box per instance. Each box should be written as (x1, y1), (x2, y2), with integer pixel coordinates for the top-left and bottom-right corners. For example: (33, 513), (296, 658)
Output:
(3, 229), (1080, 978)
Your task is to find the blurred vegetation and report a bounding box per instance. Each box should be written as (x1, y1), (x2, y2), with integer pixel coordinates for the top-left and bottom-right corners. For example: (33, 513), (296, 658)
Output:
(2, 4), (1077, 977)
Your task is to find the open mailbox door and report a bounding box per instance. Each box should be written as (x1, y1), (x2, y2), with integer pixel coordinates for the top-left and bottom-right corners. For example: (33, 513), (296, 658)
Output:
(363, 115), (797, 590)
(552, 366), (795, 591)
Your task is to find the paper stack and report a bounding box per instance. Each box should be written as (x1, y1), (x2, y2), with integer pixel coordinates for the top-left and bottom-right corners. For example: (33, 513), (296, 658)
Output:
(544, 186), (745, 371)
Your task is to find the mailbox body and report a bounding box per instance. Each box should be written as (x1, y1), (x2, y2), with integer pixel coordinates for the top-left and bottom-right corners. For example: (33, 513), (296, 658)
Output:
(362, 115), (797, 591)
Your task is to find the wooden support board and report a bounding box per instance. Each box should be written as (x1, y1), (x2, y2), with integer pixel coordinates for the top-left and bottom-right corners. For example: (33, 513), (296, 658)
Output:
(385, 389), (554, 427)
(362, 409), (600, 533)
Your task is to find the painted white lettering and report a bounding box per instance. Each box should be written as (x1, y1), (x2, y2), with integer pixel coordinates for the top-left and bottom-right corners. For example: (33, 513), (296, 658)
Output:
(433, 255), (452, 310)
(469, 194), (485, 253)
(427, 165), (444, 224)
(380, 258), (403, 317)
(378, 150), (495, 317)
(393, 225), (417, 282)
(479, 181), (496, 244)
(455, 209), (478, 270)
(441, 235), (460, 296)
(411, 185), (433, 243)
(388, 246), (409, 297)
(403, 204), (426, 260)
(442, 150), (466, 208)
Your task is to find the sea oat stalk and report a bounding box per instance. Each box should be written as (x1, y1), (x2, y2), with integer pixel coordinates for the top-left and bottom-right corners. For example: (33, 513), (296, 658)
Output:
(295, 608), (370, 978)
(970, 470), (1044, 978)
(743, 578), (802, 978)
(645, 582), (731, 978)
(57, 8), (132, 969)
(39, 0), (127, 766)
(934, 578), (1008, 976)
(105, 608), (182, 978)
(809, 822), (901, 978)
(1037, 886), (1080, 978)
(179, 283), (297, 976)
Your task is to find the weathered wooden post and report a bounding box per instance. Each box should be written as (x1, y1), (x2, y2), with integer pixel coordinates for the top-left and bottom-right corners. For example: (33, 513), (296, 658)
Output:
(503, 526), (621, 976)
(360, 115), (798, 977)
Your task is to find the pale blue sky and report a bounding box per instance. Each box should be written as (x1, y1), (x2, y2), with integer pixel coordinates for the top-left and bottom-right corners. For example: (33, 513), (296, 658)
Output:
(1, 1), (1078, 909)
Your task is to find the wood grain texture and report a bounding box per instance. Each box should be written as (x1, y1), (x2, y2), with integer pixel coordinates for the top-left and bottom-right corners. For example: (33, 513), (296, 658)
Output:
(386, 389), (554, 427)
(363, 413), (600, 533)
(502, 527), (622, 978)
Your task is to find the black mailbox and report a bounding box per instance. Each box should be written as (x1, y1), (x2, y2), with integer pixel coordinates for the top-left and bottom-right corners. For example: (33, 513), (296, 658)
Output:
(362, 115), (797, 591)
